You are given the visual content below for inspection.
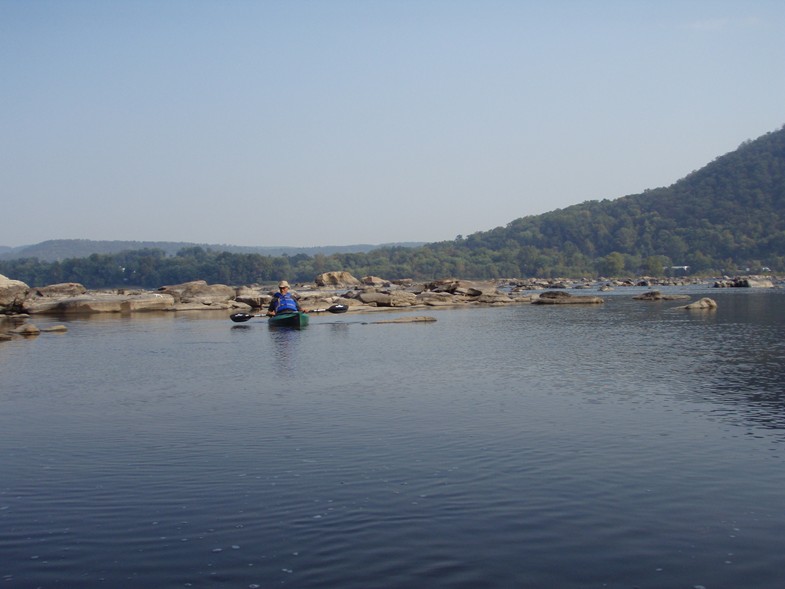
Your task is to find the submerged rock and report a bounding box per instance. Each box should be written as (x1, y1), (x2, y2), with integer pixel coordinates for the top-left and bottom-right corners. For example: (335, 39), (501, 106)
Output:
(532, 291), (604, 305)
(41, 325), (68, 333)
(369, 316), (437, 324)
(633, 290), (691, 301)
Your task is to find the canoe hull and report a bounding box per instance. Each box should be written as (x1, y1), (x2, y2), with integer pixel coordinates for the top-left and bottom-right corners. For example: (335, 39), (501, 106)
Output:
(268, 312), (309, 329)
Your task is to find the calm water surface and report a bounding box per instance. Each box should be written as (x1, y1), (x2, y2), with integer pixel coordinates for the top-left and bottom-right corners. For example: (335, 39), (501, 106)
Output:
(2, 287), (784, 588)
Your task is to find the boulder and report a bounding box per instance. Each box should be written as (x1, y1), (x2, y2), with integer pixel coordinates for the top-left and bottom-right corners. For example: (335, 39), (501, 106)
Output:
(0, 274), (30, 313)
(158, 281), (236, 304)
(335, 297), (362, 308)
(235, 285), (271, 308)
(416, 292), (462, 306)
(714, 277), (775, 288)
(358, 291), (391, 306)
(357, 290), (418, 307)
(734, 278), (774, 288)
(12, 323), (41, 336)
(475, 293), (515, 305)
(34, 283), (87, 298)
(425, 279), (495, 295)
(315, 271), (361, 288)
(683, 297), (718, 310)
(362, 275), (389, 287)
(389, 291), (417, 307)
(537, 290), (573, 299)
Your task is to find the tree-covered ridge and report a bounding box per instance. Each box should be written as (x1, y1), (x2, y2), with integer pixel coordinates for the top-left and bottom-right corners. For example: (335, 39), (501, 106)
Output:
(424, 125), (785, 276)
(2, 126), (783, 287)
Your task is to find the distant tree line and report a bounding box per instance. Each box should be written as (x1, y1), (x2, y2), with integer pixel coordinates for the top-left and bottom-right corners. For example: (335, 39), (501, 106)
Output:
(0, 238), (776, 290)
(2, 126), (783, 288)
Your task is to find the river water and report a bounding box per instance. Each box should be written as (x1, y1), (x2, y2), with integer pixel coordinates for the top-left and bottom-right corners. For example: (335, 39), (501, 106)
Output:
(1, 287), (784, 588)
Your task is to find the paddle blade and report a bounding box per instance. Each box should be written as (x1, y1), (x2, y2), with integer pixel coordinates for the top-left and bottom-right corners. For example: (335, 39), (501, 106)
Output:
(230, 313), (255, 322)
(327, 304), (349, 314)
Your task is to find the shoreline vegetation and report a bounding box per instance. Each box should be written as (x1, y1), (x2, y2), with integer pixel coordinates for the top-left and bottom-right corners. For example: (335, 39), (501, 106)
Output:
(1, 271), (779, 340)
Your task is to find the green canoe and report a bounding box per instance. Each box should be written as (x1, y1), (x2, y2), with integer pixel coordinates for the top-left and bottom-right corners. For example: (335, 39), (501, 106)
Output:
(268, 311), (309, 329)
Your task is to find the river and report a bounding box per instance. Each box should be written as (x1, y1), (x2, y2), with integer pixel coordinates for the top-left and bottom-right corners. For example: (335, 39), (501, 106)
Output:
(1, 287), (784, 588)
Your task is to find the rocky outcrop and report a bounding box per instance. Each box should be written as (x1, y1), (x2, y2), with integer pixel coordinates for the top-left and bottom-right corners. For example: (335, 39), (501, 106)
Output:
(416, 291), (466, 306)
(158, 280), (236, 305)
(235, 285), (272, 308)
(532, 291), (604, 305)
(23, 292), (177, 314)
(713, 277), (774, 288)
(34, 283), (87, 298)
(315, 271), (361, 287)
(362, 275), (389, 287)
(356, 290), (418, 307)
(425, 279), (496, 296)
(475, 293), (516, 305)
(0, 274), (30, 313)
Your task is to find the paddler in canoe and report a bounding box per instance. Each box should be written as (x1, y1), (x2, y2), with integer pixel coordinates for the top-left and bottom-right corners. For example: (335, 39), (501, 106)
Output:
(267, 280), (308, 317)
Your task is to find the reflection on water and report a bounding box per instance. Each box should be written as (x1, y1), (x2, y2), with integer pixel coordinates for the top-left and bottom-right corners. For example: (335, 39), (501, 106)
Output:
(1, 289), (784, 588)
(268, 327), (303, 376)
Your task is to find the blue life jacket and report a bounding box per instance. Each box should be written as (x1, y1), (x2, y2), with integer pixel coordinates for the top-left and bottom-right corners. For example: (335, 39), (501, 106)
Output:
(273, 292), (299, 313)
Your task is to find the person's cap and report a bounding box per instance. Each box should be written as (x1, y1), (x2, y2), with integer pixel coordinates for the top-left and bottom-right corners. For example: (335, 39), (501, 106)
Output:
(278, 281), (290, 288)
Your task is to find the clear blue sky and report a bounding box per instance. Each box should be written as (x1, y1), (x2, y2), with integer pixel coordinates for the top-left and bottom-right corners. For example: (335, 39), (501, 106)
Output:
(2, 0), (784, 248)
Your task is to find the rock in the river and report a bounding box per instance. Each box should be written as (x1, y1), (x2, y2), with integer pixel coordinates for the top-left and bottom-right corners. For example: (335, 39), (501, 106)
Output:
(362, 275), (389, 287)
(158, 280), (236, 305)
(682, 297), (718, 310)
(369, 316), (437, 324)
(357, 290), (417, 307)
(0, 274), (30, 313)
(416, 291), (464, 306)
(34, 283), (87, 298)
(12, 323), (41, 336)
(633, 290), (691, 301)
(41, 324), (68, 333)
(713, 277), (775, 288)
(24, 292), (176, 314)
(235, 285), (271, 308)
(315, 271), (361, 287)
(532, 291), (604, 305)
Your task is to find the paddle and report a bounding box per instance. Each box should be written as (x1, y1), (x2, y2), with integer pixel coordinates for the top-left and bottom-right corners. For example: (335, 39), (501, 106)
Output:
(230, 304), (349, 323)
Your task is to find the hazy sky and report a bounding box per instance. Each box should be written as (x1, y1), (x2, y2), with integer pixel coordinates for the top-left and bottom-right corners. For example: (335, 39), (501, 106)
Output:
(2, 0), (784, 248)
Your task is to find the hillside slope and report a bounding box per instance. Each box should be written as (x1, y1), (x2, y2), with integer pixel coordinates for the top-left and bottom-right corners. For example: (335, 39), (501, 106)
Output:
(426, 126), (785, 275)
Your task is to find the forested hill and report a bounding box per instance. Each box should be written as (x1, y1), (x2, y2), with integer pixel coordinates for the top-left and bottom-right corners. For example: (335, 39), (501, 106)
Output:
(420, 125), (785, 277)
